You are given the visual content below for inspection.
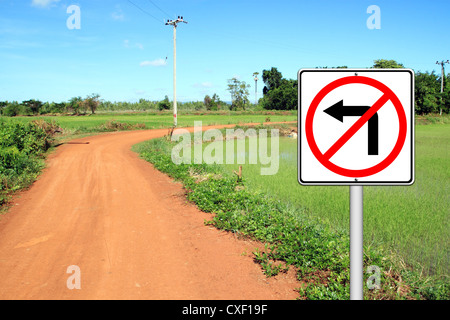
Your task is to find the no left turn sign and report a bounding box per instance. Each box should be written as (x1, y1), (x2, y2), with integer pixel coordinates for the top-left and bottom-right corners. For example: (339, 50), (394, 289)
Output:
(298, 69), (414, 185)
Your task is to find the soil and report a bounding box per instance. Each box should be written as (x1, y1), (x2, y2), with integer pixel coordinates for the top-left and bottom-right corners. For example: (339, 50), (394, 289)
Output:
(0, 123), (300, 300)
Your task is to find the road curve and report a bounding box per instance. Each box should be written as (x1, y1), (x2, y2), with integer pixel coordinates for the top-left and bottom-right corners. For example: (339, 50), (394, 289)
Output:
(0, 124), (299, 300)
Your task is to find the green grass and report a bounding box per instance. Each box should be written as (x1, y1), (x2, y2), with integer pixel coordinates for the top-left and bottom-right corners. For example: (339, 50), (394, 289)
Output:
(5, 111), (296, 132)
(208, 124), (449, 281)
(1, 112), (448, 299)
(133, 132), (450, 299)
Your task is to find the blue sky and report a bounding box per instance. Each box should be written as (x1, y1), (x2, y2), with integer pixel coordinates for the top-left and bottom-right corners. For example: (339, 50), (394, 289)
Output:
(0, 0), (449, 103)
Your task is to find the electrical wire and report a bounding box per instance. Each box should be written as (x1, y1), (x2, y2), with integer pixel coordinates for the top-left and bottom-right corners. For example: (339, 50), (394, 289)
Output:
(126, 0), (163, 23)
(147, 0), (174, 19)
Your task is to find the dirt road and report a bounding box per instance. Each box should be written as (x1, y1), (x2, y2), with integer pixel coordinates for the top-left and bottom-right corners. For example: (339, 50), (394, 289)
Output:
(0, 125), (299, 300)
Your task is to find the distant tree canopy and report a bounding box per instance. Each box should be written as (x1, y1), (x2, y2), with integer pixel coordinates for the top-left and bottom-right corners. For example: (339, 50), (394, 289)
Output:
(68, 96), (83, 115)
(204, 93), (224, 111)
(157, 95), (171, 111)
(260, 67), (297, 110)
(22, 99), (43, 115)
(372, 59), (404, 69)
(371, 59), (449, 114)
(82, 94), (100, 114)
(0, 59), (448, 116)
(415, 71), (449, 115)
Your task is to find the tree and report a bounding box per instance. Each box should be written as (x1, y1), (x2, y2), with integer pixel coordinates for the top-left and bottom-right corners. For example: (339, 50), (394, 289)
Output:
(203, 95), (212, 110)
(2, 101), (21, 117)
(261, 79), (297, 110)
(82, 94), (100, 114)
(227, 78), (250, 110)
(260, 67), (297, 110)
(415, 71), (440, 114)
(262, 67), (283, 95)
(68, 96), (83, 115)
(204, 93), (222, 111)
(0, 101), (7, 115)
(50, 102), (66, 114)
(157, 95), (171, 111)
(22, 99), (43, 115)
(211, 93), (223, 110)
(372, 59), (404, 69)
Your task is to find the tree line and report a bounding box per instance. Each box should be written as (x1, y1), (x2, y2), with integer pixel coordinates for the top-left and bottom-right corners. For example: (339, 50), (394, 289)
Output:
(225, 59), (449, 115)
(1, 59), (448, 116)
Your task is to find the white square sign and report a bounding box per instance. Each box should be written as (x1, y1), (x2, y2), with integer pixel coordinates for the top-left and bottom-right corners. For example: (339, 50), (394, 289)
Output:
(298, 69), (414, 185)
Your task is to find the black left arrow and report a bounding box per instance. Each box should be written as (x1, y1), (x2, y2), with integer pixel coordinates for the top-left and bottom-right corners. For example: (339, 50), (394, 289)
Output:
(324, 100), (378, 155)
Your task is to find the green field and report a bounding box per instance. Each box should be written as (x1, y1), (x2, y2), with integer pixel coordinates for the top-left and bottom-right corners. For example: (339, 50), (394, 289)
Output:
(5, 111), (296, 132)
(1, 112), (448, 293)
(210, 124), (449, 278)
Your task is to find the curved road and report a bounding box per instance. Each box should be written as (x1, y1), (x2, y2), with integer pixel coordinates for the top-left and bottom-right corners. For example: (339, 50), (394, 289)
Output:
(0, 125), (298, 300)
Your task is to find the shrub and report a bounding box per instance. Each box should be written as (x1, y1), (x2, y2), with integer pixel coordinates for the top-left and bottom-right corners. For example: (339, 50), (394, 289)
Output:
(0, 120), (58, 204)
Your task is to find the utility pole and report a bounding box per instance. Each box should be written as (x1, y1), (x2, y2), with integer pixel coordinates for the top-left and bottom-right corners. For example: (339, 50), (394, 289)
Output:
(166, 16), (187, 127)
(253, 72), (259, 105)
(436, 60), (449, 115)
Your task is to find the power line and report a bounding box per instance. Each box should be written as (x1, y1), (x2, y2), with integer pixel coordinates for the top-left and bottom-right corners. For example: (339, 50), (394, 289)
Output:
(436, 60), (449, 93)
(126, 0), (163, 23)
(436, 59), (449, 115)
(166, 17), (188, 127)
(147, 0), (173, 19)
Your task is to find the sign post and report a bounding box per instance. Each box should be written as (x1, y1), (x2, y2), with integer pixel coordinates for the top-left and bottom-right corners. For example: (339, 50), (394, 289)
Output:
(350, 185), (363, 300)
(298, 69), (414, 300)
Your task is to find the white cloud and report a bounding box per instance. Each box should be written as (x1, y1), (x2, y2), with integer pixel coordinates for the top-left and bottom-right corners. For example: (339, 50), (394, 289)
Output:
(112, 12), (124, 21)
(31, 0), (60, 8)
(112, 4), (124, 21)
(124, 40), (144, 50)
(140, 59), (167, 67)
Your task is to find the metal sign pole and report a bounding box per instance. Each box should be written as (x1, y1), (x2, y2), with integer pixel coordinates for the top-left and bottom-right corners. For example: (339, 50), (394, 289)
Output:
(350, 185), (363, 300)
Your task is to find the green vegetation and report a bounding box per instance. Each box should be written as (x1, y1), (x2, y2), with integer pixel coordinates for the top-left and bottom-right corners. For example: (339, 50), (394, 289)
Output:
(0, 112), (296, 209)
(2, 111), (296, 134)
(260, 67), (298, 110)
(0, 119), (58, 206)
(227, 77), (251, 111)
(1, 59), (448, 117)
(1, 110), (447, 299)
(132, 122), (449, 300)
(215, 126), (449, 279)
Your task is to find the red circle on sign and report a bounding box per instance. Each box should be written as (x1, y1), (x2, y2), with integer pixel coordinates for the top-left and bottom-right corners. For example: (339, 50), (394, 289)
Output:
(305, 76), (407, 178)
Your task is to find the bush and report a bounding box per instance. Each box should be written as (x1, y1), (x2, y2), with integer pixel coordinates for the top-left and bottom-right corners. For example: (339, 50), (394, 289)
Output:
(0, 120), (57, 204)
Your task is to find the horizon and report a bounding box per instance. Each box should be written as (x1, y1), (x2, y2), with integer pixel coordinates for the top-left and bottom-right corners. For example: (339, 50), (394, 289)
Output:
(1, 0), (449, 103)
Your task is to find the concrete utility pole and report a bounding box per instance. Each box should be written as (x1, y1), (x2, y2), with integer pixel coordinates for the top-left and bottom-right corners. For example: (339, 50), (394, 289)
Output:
(436, 60), (449, 115)
(253, 72), (259, 105)
(166, 16), (187, 127)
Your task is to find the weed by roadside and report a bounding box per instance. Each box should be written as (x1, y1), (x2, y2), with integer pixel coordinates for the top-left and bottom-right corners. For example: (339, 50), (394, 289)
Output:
(0, 119), (58, 207)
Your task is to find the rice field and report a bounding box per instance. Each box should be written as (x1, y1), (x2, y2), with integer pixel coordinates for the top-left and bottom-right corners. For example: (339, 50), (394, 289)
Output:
(212, 124), (449, 277)
(6, 112), (296, 131)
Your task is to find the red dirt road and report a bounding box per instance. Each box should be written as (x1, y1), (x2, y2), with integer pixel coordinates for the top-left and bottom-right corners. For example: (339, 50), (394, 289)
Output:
(0, 125), (299, 300)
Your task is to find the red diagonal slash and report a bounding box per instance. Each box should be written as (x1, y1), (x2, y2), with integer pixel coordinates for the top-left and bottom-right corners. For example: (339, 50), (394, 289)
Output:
(323, 93), (391, 160)
(304, 75), (408, 178)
